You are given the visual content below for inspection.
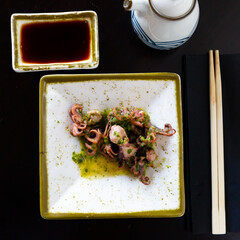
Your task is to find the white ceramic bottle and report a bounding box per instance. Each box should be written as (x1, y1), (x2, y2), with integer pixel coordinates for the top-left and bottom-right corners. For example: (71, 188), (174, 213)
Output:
(123, 0), (200, 50)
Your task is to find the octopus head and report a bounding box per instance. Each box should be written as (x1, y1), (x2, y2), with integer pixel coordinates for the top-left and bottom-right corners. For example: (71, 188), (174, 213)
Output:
(86, 110), (102, 125)
(109, 125), (129, 145)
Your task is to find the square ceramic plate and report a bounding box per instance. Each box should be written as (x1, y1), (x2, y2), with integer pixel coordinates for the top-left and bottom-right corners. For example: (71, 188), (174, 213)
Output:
(11, 11), (99, 72)
(39, 73), (184, 219)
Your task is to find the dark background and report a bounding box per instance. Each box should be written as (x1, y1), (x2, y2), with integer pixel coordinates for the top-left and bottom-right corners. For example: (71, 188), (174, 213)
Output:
(1, 0), (240, 239)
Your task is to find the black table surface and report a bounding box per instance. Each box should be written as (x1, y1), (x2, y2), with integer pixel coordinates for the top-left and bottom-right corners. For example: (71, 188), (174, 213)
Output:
(1, 0), (240, 239)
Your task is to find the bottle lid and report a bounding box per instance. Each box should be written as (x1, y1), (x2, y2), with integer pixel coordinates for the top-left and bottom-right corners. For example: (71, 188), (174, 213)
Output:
(149, 0), (196, 20)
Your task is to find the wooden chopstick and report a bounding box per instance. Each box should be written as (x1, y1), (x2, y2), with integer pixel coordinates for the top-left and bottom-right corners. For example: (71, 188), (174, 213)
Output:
(209, 50), (226, 234)
(209, 50), (219, 234)
(214, 50), (226, 234)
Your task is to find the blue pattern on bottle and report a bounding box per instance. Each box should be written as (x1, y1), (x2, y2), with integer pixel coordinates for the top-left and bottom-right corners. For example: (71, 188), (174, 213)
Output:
(131, 11), (198, 50)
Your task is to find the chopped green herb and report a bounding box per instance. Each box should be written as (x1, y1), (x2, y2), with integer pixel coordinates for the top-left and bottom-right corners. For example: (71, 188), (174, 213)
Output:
(82, 115), (88, 121)
(104, 137), (109, 144)
(118, 139), (124, 145)
(72, 152), (85, 164)
(113, 131), (120, 137)
(110, 117), (118, 123)
(127, 149), (133, 154)
(76, 109), (82, 114)
(140, 136), (145, 141)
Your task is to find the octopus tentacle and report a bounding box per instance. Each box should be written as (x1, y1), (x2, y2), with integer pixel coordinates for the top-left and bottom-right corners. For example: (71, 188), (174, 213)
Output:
(85, 129), (102, 144)
(106, 144), (118, 158)
(140, 176), (151, 185)
(155, 123), (176, 136)
(86, 148), (97, 156)
(128, 107), (137, 119)
(85, 142), (95, 150)
(70, 104), (83, 115)
(85, 142), (97, 156)
(146, 130), (157, 143)
(136, 130), (157, 146)
(130, 110), (145, 127)
(107, 151), (118, 159)
(99, 144), (109, 157)
(100, 144), (118, 159)
(136, 137), (145, 147)
(112, 107), (123, 121)
(71, 123), (85, 136)
(146, 149), (157, 163)
(134, 110), (145, 121)
(130, 157), (139, 175)
(140, 125), (158, 144)
(130, 120), (143, 128)
(69, 104), (83, 124)
(121, 107), (131, 120)
(103, 121), (110, 137)
(77, 122), (87, 130)
(112, 107), (132, 121)
(107, 111), (113, 121)
(138, 157), (151, 185)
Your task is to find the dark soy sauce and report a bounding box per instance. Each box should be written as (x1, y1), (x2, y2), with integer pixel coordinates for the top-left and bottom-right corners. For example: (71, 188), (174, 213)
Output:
(20, 20), (90, 64)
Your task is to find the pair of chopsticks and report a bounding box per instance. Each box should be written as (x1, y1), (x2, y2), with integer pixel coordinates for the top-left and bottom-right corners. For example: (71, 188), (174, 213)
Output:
(209, 50), (226, 234)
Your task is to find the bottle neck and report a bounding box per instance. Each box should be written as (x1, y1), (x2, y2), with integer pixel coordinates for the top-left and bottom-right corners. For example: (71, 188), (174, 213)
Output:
(123, 0), (149, 13)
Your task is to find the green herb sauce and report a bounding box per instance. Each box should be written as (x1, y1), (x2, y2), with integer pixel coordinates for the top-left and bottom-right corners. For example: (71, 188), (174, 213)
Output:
(73, 136), (130, 179)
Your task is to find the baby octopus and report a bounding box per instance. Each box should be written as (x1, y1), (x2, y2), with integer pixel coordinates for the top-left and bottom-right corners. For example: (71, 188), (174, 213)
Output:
(69, 105), (176, 185)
